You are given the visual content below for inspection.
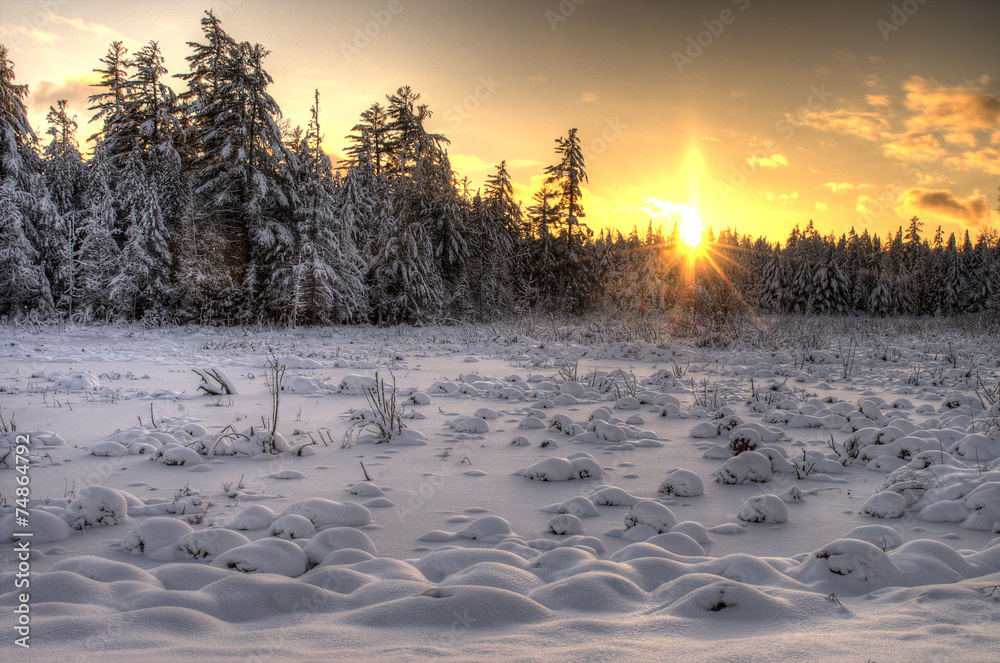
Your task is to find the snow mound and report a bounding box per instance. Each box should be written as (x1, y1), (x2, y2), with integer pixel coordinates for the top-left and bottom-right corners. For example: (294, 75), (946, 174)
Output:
(556, 495), (601, 518)
(174, 529), (252, 561)
(457, 515), (514, 542)
(589, 485), (641, 506)
(843, 525), (903, 550)
(658, 468), (705, 497)
(304, 527), (378, 566)
(348, 482), (385, 497)
(438, 561), (544, 595)
(345, 585), (551, 628)
(624, 500), (678, 533)
(120, 517), (194, 555)
(530, 571), (646, 613)
(90, 441), (130, 457)
(65, 486), (130, 529)
(646, 531), (706, 556)
(210, 537), (308, 577)
(517, 454), (604, 481)
(712, 451), (773, 484)
(790, 538), (900, 594)
(862, 491), (907, 519)
(413, 548), (529, 583)
(738, 495), (789, 523)
(0, 509), (72, 543)
(452, 416), (490, 433)
(268, 514), (316, 539)
(229, 505), (276, 531)
(280, 498), (372, 528)
(546, 514), (584, 535)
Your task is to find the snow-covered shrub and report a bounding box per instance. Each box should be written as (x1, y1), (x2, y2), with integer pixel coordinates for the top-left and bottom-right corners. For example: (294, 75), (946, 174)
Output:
(728, 427), (760, 455)
(210, 537), (308, 577)
(457, 515), (514, 541)
(0, 510), (71, 543)
(174, 529), (252, 561)
(303, 527), (378, 566)
(738, 495), (788, 523)
(861, 491), (906, 519)
(546, 514), (584, 535)
(268, 514), (316, 540)
(658, 468), (705, 497)
(229, 505), (276, 531)
(517, 454), (603, 481)
(280, 498), (372, 528)
(120, 517), (194, 555)
(624, 500), (677, 533)
(712, 452), (773, 484)
(65, 486), (129, 529)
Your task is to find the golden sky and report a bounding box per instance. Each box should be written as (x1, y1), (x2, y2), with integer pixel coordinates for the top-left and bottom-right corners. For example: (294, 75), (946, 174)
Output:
(3, 0), (998, 244)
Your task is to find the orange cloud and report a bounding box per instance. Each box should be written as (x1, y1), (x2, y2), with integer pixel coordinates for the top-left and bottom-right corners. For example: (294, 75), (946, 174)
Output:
(881, 133), (946, 163)
(746, 153), (788, 169)
(797, 109), (891, 141)
(29, 76), (98, 115)
(944, 147), (1000, 176)
(896, 187), (994, 225)
(902, 76), (1000, 135)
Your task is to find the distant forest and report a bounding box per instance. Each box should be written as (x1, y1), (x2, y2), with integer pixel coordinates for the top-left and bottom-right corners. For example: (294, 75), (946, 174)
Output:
(2, 11), (998, 326)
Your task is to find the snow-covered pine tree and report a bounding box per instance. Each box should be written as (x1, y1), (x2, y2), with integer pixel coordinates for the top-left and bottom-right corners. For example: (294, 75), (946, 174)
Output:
(109, 149), (172, 319)
(544, 128), (587, 252)
(87, 41), (135, 168)
(77, 146), (121, 320)
(384, 86), (468, 295)
(0, 178), (50, 316)
(282, 91), (365, 324)
(526, 185), (561, 307)
(344, 102), (389, 178)
(181, 26), (292, 317)
(1, 45), (41, 184)
(42, 100), (87, 316)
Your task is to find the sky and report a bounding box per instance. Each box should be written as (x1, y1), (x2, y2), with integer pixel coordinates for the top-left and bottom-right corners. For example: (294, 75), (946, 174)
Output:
(3, 0), (999, 244)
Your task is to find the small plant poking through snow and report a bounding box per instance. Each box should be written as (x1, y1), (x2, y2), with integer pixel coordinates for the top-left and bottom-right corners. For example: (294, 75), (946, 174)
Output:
(265, 355), (286, 437)
(344, 371), (406, 445)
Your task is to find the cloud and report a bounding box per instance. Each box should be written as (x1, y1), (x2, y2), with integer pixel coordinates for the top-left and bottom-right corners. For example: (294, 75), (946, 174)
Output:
(859, 73), (883, 90)
(580, 92), (598, 103)
(944, 147), (1000, 176)
(449, 153), (492, 175)
(815, 202), (829, 212)
(49, 16), (124, 42)
(29, 75), (99, 116)
(528, 74), (548, 84)
(881, 133), (946, 163)
(746, 153), (788, 169)
(0, 24), (61, 46)
(823, 182), (857, 194)
(763, 191), (799, 203)
(643, 197), (697, 221)
(902, 75), (1000, 135)
(506, 158), (542, 169)
(896, 187), (994, 225)
(797, 76), (1000, 177)
(796, 109), (891, 141)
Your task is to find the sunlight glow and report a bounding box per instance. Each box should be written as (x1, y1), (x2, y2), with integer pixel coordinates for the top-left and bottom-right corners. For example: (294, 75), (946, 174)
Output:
(680, 207), (704, 248)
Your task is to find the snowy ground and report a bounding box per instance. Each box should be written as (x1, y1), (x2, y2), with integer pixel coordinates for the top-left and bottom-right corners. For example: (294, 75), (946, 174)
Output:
(2, 318), (999, 662)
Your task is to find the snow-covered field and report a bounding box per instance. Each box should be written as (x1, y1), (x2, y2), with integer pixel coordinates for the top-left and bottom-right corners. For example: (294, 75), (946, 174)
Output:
(2, 318), (999, 662)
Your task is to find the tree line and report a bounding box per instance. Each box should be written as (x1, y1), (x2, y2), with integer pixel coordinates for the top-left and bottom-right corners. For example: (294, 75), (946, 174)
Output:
(1, 11), (997, 325)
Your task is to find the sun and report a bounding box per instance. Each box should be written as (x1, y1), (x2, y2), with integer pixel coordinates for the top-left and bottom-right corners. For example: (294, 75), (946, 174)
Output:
(679, 206), (704, 248)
